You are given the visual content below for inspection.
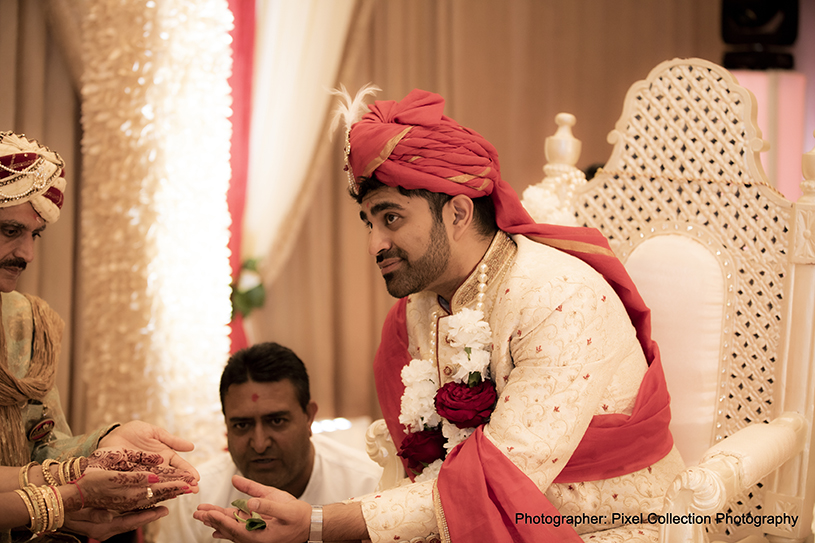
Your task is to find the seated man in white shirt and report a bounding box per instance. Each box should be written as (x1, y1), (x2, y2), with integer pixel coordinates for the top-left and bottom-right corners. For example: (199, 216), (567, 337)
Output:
(156, 342), (382, 542)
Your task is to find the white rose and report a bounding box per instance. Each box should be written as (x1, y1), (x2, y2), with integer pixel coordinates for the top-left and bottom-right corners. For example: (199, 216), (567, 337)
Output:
(399, 378), (441, 431)
(442, 420), (475, 452)
(450, 346), (491, 383)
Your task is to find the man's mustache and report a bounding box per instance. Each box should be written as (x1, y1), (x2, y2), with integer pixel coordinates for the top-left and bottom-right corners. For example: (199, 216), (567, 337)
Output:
(376, 248), (407, 264)
(0, 258), (27, 270)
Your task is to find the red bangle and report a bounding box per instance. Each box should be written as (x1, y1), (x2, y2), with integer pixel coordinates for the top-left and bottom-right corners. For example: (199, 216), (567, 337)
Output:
(68, 477), (85, 509)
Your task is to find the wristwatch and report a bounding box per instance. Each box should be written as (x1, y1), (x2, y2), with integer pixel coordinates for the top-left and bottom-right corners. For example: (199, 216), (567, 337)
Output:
(308, 505), (323, 543)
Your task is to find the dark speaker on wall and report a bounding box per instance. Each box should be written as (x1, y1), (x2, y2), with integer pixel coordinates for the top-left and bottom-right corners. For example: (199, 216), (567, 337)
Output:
(721, 0), (799, 69)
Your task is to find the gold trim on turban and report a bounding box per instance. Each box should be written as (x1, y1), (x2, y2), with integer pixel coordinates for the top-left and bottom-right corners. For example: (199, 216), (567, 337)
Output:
(361, 126), (413, 178)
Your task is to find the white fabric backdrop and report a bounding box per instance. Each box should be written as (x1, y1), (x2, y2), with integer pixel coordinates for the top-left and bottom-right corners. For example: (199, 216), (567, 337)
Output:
(244, 0), (356, 286)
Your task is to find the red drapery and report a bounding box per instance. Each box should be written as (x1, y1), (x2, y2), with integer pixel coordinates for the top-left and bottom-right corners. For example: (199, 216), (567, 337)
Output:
(227, 0), (254, 353)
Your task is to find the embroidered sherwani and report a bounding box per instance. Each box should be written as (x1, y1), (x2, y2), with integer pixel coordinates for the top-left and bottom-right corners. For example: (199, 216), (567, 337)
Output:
(357, 232), (685, 543)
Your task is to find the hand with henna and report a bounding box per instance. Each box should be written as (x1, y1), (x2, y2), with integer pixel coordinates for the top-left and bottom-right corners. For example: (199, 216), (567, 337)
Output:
(98, 420), (201, 483)
(84, 447), (198, 486)
(0, 453), (192, 536)
(68, 468), (191, 513)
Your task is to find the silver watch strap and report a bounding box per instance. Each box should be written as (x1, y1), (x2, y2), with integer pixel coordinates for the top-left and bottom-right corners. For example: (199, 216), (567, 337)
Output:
(308, 504), (323, 543)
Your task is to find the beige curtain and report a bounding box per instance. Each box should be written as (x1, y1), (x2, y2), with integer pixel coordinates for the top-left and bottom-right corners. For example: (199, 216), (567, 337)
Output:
(248, 0), (726, 420)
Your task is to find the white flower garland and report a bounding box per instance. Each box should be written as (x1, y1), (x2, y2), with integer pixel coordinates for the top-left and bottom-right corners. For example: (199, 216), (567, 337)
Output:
(398, 307), (494, 476)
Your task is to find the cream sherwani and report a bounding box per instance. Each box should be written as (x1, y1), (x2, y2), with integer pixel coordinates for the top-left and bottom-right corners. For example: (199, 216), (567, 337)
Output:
(356, 232), (685, 543)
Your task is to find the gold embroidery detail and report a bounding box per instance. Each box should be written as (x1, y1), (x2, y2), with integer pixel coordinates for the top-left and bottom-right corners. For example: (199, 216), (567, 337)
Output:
(433, 480), (451, 543)
(447, 167), (491, 190)
(362, 126), (413, 178)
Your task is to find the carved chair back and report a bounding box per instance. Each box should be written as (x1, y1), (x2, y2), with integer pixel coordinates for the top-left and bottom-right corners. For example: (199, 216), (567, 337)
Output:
(572, 58), (815, 542)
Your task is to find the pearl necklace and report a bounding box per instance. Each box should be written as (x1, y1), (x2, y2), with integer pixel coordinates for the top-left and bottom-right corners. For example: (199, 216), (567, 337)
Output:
(476, 262), (488, 312)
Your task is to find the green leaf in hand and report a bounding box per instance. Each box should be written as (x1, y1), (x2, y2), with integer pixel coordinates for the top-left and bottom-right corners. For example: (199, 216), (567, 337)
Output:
(231, 499), (267, 531)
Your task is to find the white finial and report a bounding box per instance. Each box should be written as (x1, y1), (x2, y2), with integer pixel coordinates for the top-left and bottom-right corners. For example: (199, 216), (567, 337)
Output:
(545, 113), (581, 167)
(801, 130), (815, 204)
(522, 112), (586, 226)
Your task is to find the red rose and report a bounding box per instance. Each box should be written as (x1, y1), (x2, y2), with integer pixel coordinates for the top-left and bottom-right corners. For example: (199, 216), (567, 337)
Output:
(397, 428), (446, 472)
(435, 380), (497, 428)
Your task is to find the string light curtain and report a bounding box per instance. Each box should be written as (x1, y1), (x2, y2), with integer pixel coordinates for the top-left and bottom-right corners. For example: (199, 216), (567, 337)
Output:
(78, 0), (233, 463)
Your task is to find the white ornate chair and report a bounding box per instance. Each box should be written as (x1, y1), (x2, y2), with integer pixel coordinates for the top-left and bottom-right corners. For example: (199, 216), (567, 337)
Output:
(522, 58), (814, 543)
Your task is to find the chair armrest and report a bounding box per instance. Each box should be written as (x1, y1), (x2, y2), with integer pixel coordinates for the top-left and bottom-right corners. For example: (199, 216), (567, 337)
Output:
(365, 419), (405, 491)
(659, 412), (807, 543)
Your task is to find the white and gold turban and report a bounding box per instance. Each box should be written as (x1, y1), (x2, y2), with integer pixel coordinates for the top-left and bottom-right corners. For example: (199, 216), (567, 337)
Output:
(0, 131), (66, 223)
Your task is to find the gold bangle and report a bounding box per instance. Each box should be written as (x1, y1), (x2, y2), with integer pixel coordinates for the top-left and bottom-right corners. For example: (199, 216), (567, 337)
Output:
(41, 459), (60, 486)
(41, 486), (56, 533)
(22, 485), (45, 534)
(32, 485), (48, 535)
(50, 486), (65, 529)
(42, 486), (63, 532)
(58, 461), (68, 485)
(71, 457), (83, 481)
(14, 488), (36, 531)
(18, 461), (37, 489)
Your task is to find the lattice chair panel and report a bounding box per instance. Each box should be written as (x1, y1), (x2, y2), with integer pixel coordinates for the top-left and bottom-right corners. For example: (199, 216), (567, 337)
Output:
(603, 58), (769, 186)
(570, 59), (813, 543)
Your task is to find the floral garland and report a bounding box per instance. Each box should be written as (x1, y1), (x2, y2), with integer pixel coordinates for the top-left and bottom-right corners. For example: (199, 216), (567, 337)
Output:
(397, 308), (498, 481)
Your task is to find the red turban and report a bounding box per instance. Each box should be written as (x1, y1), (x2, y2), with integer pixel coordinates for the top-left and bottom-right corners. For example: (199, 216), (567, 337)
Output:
(349, 89), (619, 257)
(349, 89), (500, 195)
(349, 89), (542, 234)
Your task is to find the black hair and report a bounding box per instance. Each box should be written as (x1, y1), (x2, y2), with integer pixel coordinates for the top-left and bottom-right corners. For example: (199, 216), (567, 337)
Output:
(353, 175), (497, 239)
(219, 342), (310, 414)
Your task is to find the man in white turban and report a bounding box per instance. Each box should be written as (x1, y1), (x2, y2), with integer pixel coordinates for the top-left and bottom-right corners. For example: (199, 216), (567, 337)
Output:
(0, 131), (200, 542)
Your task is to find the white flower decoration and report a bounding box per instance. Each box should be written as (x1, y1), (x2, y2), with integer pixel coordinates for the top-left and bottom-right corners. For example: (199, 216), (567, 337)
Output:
(397, 309), (495, 477)
(399, 359), (441, 431)
(450, 348), (491, 383)
(446, 308), (492, 349)
(413, 458), (444, 483)
(401, 358), (437, 385)
(442, 420), (475, 452)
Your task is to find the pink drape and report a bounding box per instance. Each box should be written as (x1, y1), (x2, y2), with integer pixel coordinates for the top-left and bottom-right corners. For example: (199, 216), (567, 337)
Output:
(227, 0), (254, 352)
